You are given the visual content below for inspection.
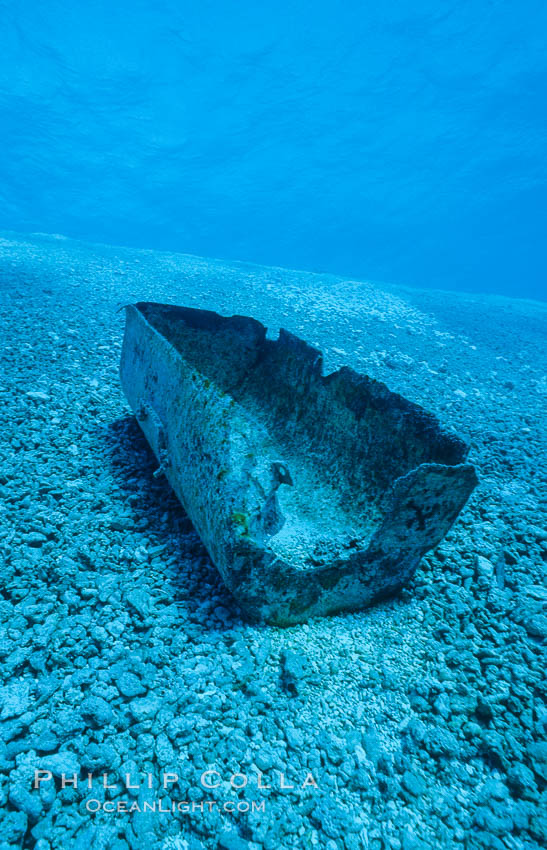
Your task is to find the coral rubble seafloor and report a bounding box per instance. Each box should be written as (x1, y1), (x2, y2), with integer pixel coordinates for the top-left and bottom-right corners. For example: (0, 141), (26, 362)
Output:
(0, 232), (545, 850)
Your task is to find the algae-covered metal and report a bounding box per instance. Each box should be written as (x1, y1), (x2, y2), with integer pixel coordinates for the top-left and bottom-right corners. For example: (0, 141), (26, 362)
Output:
(120, 302), (477, 625)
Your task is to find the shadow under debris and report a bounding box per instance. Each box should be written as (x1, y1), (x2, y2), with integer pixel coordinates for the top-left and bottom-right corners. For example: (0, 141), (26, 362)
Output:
(99, 414), (245, 631)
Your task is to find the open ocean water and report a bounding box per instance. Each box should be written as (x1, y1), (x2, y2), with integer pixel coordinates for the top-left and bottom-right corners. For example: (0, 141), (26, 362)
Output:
(1, 1), (546, 299)
(0, 3), (546, 850)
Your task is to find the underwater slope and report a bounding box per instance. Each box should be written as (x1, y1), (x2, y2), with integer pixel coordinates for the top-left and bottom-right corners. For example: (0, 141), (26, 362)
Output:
(0, 232), (546, 849)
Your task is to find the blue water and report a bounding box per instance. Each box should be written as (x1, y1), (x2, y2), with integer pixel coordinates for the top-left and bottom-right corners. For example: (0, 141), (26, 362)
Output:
(1, 0), (546, 299)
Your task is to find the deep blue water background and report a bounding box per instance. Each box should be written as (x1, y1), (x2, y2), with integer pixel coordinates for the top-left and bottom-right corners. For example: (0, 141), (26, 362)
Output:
(1, 1), (546, 300)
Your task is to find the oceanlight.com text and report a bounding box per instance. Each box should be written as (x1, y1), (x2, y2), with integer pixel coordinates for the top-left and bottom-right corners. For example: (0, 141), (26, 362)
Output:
(85, 798), (266, 814)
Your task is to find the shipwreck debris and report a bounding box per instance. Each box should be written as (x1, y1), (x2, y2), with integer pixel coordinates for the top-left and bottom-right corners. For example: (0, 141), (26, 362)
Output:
(120, 302), (477, 625)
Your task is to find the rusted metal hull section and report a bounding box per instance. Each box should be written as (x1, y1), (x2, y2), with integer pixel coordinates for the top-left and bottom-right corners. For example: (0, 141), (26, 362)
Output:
(120, 302), (477, 625)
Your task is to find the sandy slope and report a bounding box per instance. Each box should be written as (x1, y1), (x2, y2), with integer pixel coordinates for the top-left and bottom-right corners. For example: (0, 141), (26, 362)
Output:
(0, 232), (545, 850)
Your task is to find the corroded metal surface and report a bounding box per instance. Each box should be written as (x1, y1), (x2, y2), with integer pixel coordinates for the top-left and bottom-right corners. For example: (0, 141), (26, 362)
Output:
(120, 302), (478, 625)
